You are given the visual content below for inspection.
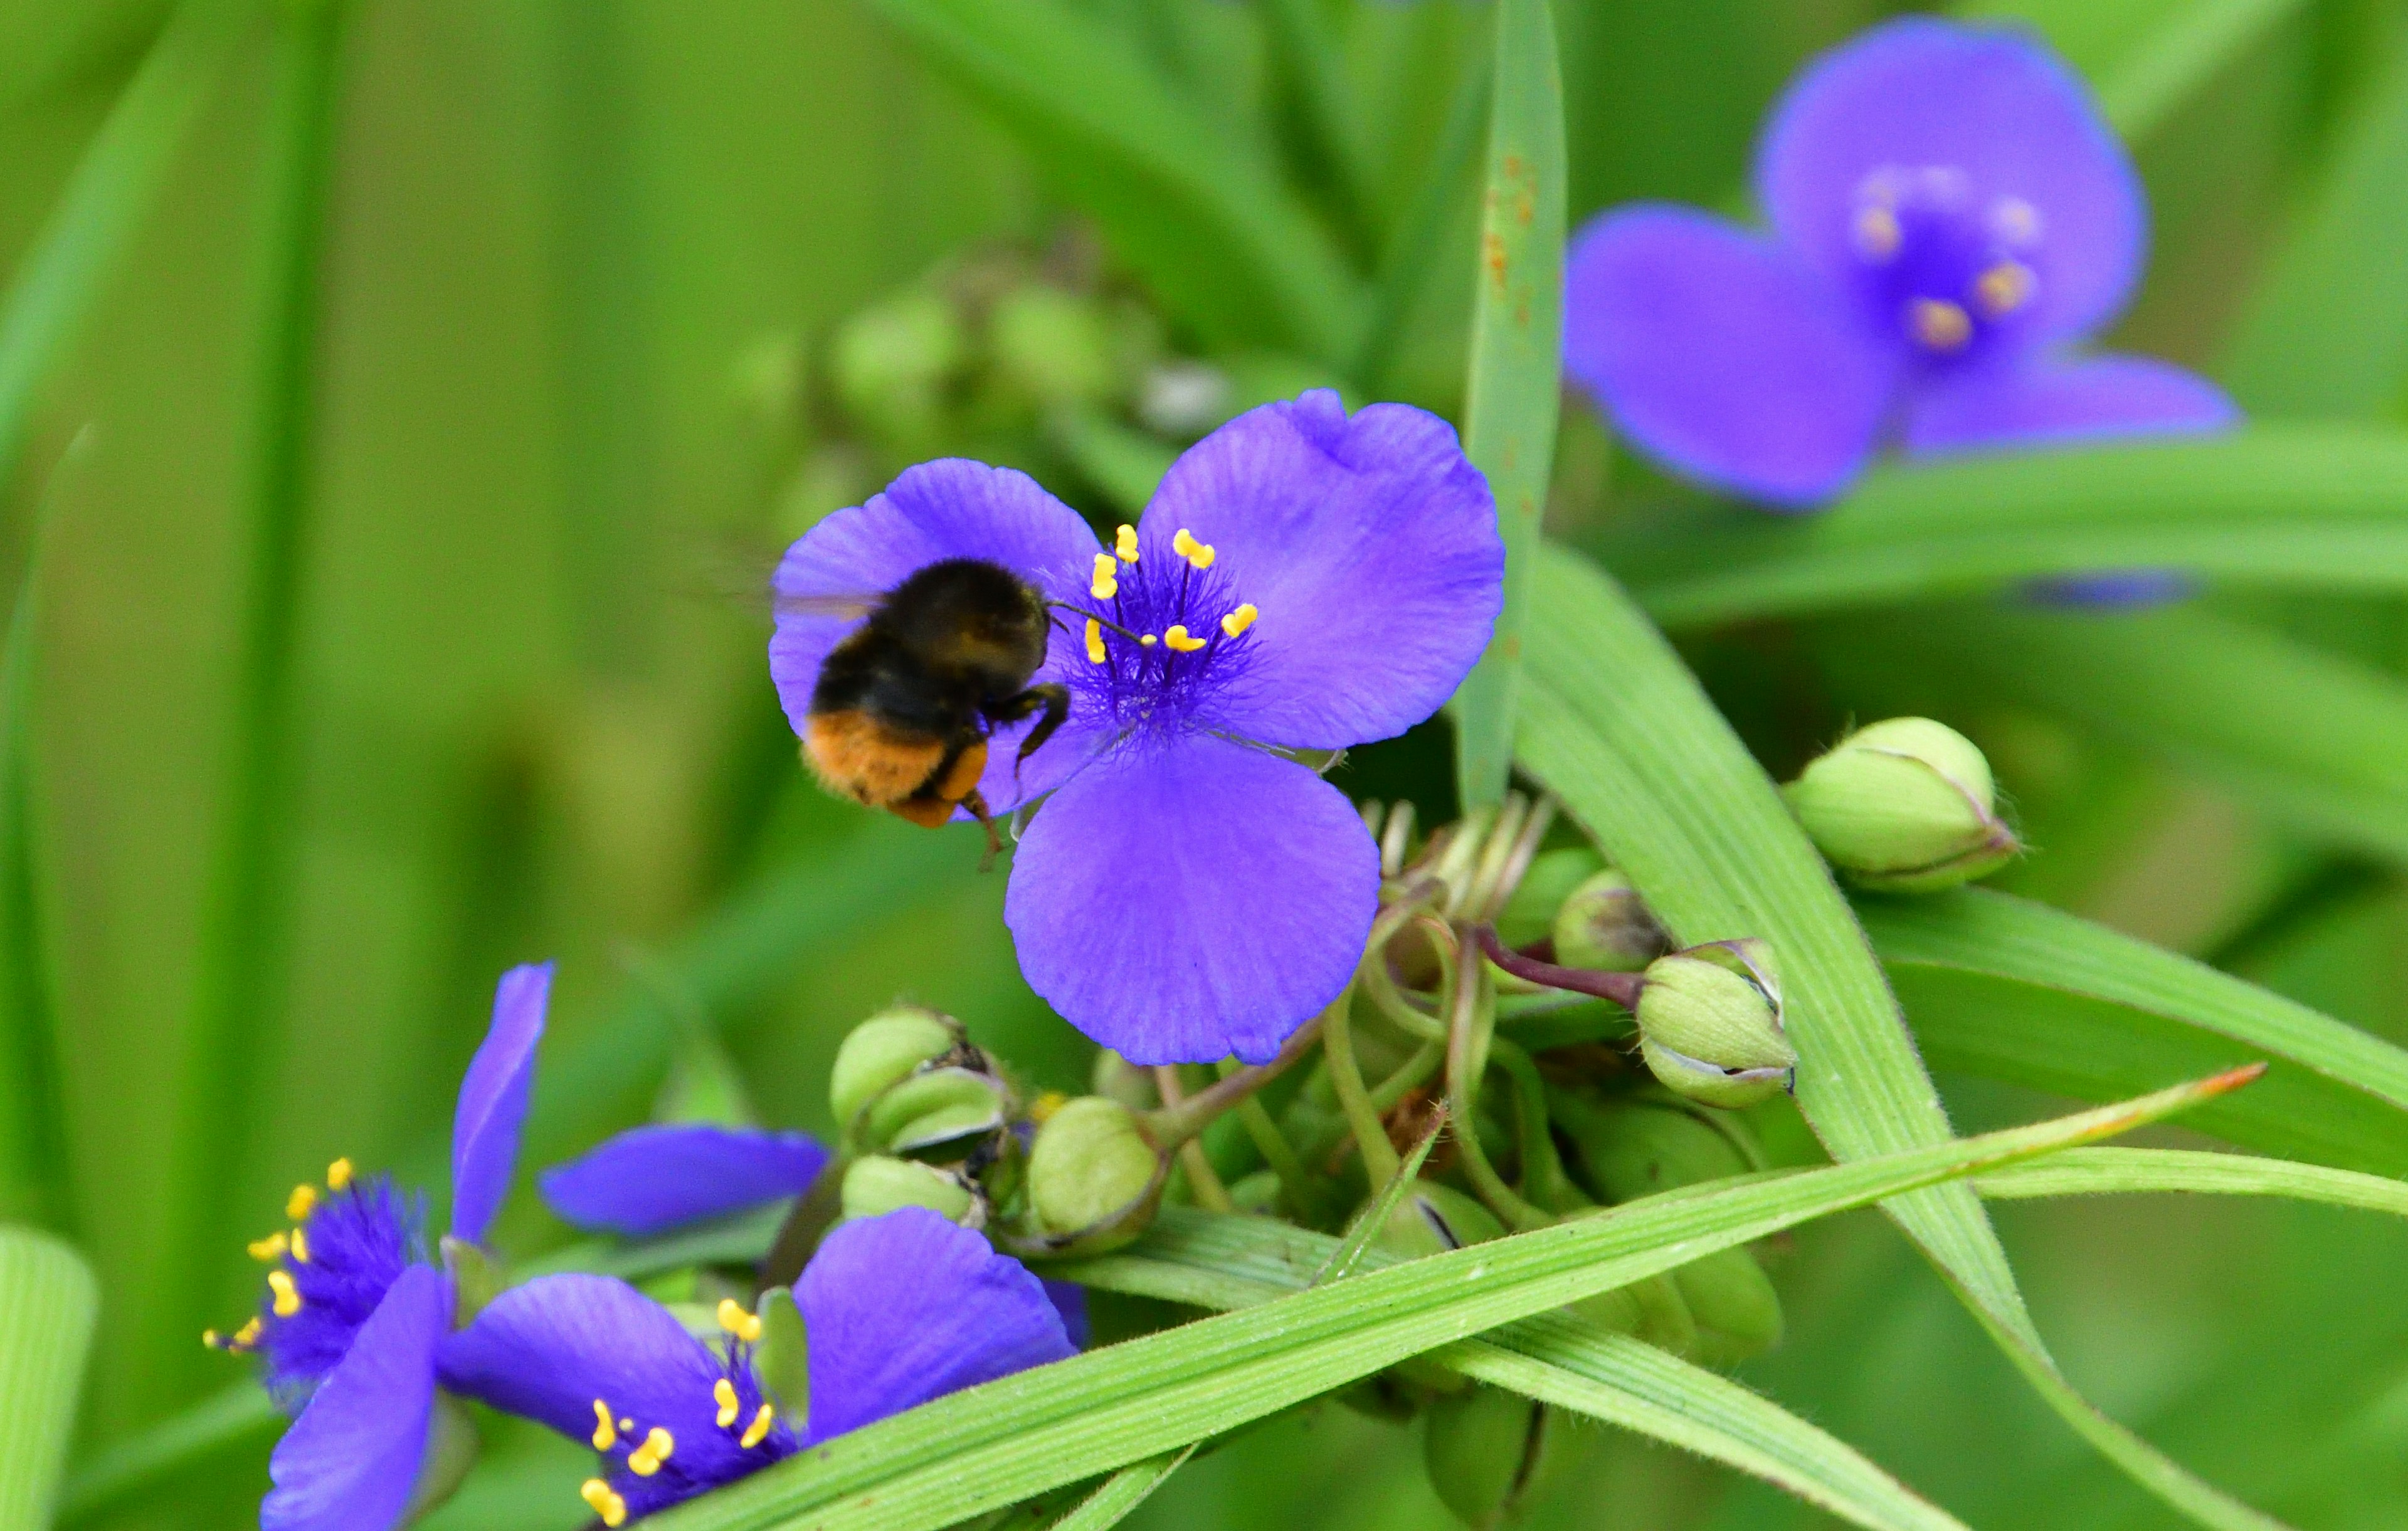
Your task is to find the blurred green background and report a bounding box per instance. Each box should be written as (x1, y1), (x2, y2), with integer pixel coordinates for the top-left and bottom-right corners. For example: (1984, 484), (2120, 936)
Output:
(9, 0), (2408, 1527)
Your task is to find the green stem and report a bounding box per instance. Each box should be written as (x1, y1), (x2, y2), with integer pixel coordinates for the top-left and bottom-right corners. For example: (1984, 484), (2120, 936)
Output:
(1446, 927), (1551, 1230)
(1154, 1067), (1235, 1214)
(156, 0), (344, 1389)
(1368, 1042), (1442, 1113)
(1489, 1036), (1582, 1213)
(1214, 1059), (1320, 1221)
(1144, 1012), (1324, 1148)
(1321, 987), (1398, 1185)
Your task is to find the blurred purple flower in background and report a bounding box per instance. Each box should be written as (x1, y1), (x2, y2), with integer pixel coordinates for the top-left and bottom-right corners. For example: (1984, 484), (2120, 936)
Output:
(772, 392), (1501, 1065)
(438, 1209), (1075, 1525)
(234, 963), (551, 1531)
(1563, 17), (2236, 509)
(539, 1123), (830, 1238)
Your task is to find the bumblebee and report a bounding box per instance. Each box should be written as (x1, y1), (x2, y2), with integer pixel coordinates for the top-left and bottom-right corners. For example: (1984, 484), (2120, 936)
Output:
(797, 558), (1070, 864)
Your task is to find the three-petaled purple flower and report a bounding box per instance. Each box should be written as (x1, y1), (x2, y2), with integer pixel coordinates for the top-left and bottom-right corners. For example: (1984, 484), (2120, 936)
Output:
(437, 1208), (1076, 1526)
(771, 391), (1502, 1064)
(235, 962), (552, 1531)
(1563, 17), (2236, 509)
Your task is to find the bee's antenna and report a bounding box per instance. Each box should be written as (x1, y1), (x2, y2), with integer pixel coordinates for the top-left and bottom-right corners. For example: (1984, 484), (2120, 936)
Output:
(1045, 601), (1149, 645)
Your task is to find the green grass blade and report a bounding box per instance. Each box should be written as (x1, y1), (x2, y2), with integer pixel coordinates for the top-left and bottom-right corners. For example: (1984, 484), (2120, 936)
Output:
(1076, 1209), (1968, 1531)
(2221, 28), (2408, 416)
(648, 1073), (2245, 1531)
(856, 0), (1362, 360)
(56, 1384), (277, 1526)
(0, 0), (256, 501)
(1866, 887), (2408, 1173)
(1820, 604), (2408, 865)
(1447, 0), (1562, 810)
(1046, 1446), (1195, 1531)
(1610, 427), (2408, 627)
(153, 0), (346, 1396)
(1978, 1145), (2408, 1215)
(1351, 51), (1487, 391)
(0, 1227), (98, 1528)
(1516, 543), (2287, 1531)
(1956, 0), (2310, 143)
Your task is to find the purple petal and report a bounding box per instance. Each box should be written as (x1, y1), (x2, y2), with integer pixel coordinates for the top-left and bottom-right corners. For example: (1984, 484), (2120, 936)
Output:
(1133, 391), (1504, 746)
(449, 962), (551, 1246)
(1563, 207), (1897, 507)
(539, 1124), (830, 1237)
(1005, 732), (1377, 1064)
(1756, 17), (2142, 346)
(261, 1265), (450, 1531)
(436, 1273), (723, 1441)
(800, 1208), (1074, 1446)
(769, 459), (1110, 812)
(1042, 1279), (1090, 1350)
(1903, 353), (2238, 453)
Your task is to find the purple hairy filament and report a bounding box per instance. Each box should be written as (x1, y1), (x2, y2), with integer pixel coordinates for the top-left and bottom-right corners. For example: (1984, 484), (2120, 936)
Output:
(1069, 526), (1260, 736)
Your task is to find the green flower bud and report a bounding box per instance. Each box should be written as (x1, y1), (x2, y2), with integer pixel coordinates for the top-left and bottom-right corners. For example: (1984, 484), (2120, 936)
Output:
(829, 1005), (959, 1131)
(1423, 1388), (1560, 1530)
(1784, 716), (2019, 892)
(860, 1066), (1010, 1158)
(1674, 1247), (1784, 1366)
(1375, 1180), (1508, 1261)
(1027, 1097), (1164, 1254)
(752, 1286), (808, 1421)
(1550, 868), (1671, 973)
(988, 285), (1119, 408)
(1494, 846), (1603, 950)
(1089, 1048), (1158, 1113)
(840, 1155), (982, 1227)
(1634, 941), (1794, 1109)
(832, 289), (964, 442)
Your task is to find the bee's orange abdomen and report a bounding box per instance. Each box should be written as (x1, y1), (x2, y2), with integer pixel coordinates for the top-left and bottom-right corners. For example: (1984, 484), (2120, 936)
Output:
(803, 709), (943, 808)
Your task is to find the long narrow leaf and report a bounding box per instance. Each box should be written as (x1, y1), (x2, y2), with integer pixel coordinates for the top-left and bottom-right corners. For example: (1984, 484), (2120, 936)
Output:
(649, 1073), (2248, 1531)
(1075, 1209), (1968, 1531)
(0, 1228), (98, 1528)
(1516, 542), (2287, 1530)
(1978, 1145), (2408, 1216)
(1610, 426), (2408, 627)
(1047, 1447), (1195, 1531)
(1448, 0), (1563, 809)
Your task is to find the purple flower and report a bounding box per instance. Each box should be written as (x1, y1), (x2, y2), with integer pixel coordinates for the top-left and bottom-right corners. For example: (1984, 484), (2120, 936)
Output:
(222, 963), (551, 1531)
(539, 1124), (832, 1238)
(1563, 17), (2236, 509)
(771, 391), (1501, 1064)
(438, 1209), (1074, 1525)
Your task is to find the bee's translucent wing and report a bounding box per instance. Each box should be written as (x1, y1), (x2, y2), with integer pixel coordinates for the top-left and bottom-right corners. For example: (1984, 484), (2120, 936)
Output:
(772, 591), (881, 622)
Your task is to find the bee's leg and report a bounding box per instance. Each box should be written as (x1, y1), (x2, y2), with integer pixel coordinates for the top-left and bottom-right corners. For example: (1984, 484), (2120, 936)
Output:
(999, 684), (1071, 787)
(961, 788), (1003, 871)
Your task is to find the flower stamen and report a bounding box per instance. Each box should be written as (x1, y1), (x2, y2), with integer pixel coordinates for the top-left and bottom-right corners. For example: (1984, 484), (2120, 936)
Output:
(1084, 618), (1105, 664)
(1974, 261), (2033, 318)
(1114, 524), (1139, 562)
(326, 1158), (353, 1191)
(1163, 625), (1206, 653)
(246, 1231), (288, 1263)
(716, 1298), (763, 1343)
(627, 1426), (674, 1476)
(289, 1227), (310, 1264)
(1909, 298), (1972, 352)
(714, 1378), (740, 1429)
(1852, 204), (1900, 261)
(1220, 604), (1258, 638)
(267, 1269), (302, 1317)
(741, 1404), (776, 1449)
(581, 1479), (629, 1528)
(1089, 554), (1118, 600)
(285, 1184), (318, 1221)
(591, 1399), (618, 1450)
(1171, 529), (1216, 569)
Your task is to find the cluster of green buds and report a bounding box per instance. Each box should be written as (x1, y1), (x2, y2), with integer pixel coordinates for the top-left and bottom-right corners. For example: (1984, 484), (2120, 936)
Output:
(830, 1005), (1015, 1229)
(1785, 716), (2019, 892)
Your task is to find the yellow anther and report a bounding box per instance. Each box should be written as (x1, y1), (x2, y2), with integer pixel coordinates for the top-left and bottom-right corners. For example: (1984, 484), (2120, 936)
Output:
(1991, 196), (2041, 246)
(1084, 618), (1105, 664)
(268, 1269), (301, 1318)
(591, 1399), (618, 1451)
(714, 1378), (741, 1429)
(1138, 633), (1156, 647)
(1171, 528), (1215, 569)
(741, 1404), (776, 1449)
(1089, 554), (1117, 600)
(1852, 204), (1900, 260)
(1028, 1089), (1068, 1125)
(247, 1232), (288, 1263)
(235, 1317), (261, 1348)
(581, 1480), (628, 1528)
(289, 1227), (310, 1264)
(1220, 603), (1258, 638)
(326, 1158), (353, 1191)
(286, 1184), (318, 1222)
(1974, 261), (2033, 319)
(1909, 298), (1972, 352)
(1114, 524), (1139, 562)
(626, 1427), (673, 1476)
(716, 1298), (763, 1344)
(203, 1328), (220, 1349)
(1163, 625), (1206, 653)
